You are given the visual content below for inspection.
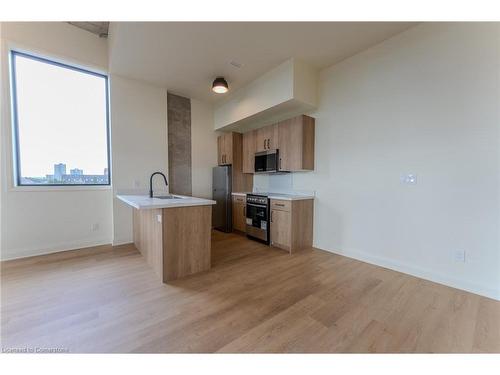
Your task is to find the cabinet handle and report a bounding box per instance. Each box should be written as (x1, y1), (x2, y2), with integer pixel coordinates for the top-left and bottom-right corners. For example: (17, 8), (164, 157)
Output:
(243, 206), (246, 216)
(275, 203), (285, 207)
(263, 139), (266, 149)
(267, 139), (270, 149)
(279, 158), (282, 170)
(271, 210), (273, 222)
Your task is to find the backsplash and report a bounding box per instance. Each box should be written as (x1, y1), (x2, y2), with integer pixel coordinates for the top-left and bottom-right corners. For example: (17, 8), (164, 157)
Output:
(253, 173), (315, 196)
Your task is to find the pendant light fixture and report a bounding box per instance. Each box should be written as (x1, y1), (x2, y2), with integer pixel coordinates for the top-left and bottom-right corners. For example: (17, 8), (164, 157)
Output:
(212, 77), (229, 94)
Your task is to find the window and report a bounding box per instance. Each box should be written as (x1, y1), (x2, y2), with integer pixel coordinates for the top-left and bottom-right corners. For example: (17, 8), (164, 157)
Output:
(10, 51), (110, 186)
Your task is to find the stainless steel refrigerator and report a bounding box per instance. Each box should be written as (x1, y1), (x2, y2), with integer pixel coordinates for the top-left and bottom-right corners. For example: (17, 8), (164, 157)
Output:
(212, 165), (232, 232)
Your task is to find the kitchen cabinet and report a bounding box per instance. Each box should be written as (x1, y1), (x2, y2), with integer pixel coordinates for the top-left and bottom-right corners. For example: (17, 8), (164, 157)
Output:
(270, 198), (313, 253)
(232, 194), (247, 233)
(217, 132), (233, 165)
(217, 132), (253, 194)
(255, 124), (278, 152)
(242, 130), (256, 173)
(278, 115), (315, 172)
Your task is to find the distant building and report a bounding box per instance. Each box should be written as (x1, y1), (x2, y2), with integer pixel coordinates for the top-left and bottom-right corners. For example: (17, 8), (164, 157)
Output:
(54, 163), (66, 181)
(70, 168), (83, 176)
(61, 174), (108, 184)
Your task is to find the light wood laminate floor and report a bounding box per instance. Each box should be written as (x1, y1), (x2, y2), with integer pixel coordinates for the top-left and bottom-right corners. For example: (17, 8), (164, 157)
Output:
(1, 231), (499, 353)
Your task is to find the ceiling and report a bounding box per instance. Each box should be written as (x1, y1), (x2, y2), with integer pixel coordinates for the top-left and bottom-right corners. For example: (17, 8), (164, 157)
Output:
(109, 22), (416, 103)
(68, 22), (110, 37)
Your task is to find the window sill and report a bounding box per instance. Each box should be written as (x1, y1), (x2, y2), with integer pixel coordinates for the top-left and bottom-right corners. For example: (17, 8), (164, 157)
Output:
(9, 185), (112, 193)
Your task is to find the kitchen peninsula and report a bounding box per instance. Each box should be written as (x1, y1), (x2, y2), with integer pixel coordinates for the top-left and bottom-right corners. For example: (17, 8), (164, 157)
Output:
(117, 194), (216, 282)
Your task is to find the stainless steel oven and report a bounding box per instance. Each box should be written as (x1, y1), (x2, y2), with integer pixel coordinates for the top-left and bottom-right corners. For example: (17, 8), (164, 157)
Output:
(246, 193), (270, 244)
(254, 150), (279, 174)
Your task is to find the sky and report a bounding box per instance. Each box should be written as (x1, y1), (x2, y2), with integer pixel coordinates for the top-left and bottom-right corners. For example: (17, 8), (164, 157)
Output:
(14, 54), (108, 177)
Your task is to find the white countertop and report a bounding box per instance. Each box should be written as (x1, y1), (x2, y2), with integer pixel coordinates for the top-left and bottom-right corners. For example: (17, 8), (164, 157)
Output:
(231, 192), (314, 201)
(117, 194), (216, 210)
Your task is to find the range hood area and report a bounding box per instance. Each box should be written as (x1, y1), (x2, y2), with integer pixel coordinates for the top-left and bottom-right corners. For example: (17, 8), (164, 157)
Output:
(214, 58), (318, 132)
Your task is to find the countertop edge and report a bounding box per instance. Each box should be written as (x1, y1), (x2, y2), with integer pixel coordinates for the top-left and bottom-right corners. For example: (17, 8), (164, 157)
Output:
(231, 192), (314, 201)
(117, 195), (216, 210)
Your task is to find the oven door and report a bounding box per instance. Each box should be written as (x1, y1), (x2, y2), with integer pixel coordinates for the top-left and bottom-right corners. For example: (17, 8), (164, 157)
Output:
(246, 202), (269, 242)
(254, 150), (278, 173)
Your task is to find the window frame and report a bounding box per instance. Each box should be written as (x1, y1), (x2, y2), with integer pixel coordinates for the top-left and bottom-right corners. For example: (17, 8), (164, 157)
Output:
(9, 49), (112, 187)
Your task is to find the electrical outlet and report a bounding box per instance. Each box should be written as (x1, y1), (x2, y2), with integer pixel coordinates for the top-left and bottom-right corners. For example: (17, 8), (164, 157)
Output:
(453, 249), (466, 263)
(91, 223), (100, 232)
(157, 214), (162, 223)
(400, 173), (417, 185)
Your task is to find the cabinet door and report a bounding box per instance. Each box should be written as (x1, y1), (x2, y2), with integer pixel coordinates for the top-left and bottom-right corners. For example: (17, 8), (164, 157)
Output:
(267, 123), (279, 150)
(270, 209), (291, 251)
(256, 124), (278, 152)
(232, 201), (246, 232)
(255, 127), (269, 152)
(278, 117), (300, 171)
(217, 135), (224, 165)
(278, 115), (314, 171)
(224, 132), (233, 165)
(242, 131), (256, 173)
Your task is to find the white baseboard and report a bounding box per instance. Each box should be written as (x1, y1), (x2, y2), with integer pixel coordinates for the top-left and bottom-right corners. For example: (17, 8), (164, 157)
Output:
(1, 237), (112, 261)
(318, 245), (500, 301)
(112, 239), (134, 247)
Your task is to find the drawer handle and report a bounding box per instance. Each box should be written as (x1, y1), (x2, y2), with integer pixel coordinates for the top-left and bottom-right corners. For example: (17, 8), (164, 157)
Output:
(275, 203), (285, 207)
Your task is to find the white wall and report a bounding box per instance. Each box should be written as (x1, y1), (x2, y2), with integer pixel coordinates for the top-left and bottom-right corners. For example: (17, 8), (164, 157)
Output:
(293, 22), (500, 299)
(0, 22), (112, 260)
(109, 74), (168, 245)
(191, 98), (218, 199)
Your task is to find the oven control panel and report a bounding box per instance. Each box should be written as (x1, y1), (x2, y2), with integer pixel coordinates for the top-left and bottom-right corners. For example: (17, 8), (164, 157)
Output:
(246, 194), (268, 205)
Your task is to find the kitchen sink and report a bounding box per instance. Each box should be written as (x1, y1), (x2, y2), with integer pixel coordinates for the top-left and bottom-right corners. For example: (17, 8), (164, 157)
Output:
(154, 195), (183, 199)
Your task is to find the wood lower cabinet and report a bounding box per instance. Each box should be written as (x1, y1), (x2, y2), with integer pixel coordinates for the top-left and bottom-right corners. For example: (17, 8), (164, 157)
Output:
(270, 199), (313, 253)
(242, 130), (256, 173)
(278, 115), (315, 172)
(232, 195), (247, 233)
(270, 208), (291, 249)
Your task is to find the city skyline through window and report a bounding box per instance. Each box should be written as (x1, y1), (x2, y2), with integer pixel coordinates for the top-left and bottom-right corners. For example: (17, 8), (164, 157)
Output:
(10, 51), (110, 185)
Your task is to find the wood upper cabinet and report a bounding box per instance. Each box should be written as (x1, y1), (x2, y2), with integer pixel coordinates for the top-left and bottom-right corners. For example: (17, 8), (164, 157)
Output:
(278, 115), (315, 172)
(242, 130), (256, 173)
(232, 195), (247, 233)
(270, 198), (313, 253)
(255, 124), (278, 152)
(217, 132), (234, 165)
(216, 132), (253, 192)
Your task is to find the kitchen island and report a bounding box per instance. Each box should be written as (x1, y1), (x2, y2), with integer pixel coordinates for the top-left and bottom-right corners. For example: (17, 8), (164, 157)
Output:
(117, 194), (216, 282)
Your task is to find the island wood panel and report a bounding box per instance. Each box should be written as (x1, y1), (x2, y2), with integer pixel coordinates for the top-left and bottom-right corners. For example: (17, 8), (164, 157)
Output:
(133, 208), (163, 279)
(162, 205), (212, 282)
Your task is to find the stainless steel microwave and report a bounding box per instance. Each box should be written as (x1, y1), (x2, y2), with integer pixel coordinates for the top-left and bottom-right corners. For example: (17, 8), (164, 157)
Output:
(254, 149), (279, 173)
